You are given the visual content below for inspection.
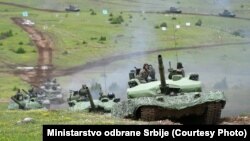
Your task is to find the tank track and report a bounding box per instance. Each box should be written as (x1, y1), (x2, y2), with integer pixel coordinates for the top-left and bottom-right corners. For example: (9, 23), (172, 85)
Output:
(140, 107), (158, 121)
(139, 102), (222, 124)
(139, 104), (206, 121)
(140, 106), (165, 121)
(203, 102), (222, 124)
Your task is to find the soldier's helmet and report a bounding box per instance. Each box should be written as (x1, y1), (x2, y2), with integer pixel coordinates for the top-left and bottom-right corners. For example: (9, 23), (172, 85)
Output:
(177, 62), (183, 69)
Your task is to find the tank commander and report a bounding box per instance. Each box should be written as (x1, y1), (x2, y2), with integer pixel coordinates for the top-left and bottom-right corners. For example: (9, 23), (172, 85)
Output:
(148, 64), (156, 81)
(79, 84), (89, 101)
(15, 89), (23, 100)
(28, 87), (37, 98)
(138, 63), (150, 83)
(176, 62), (185, 77)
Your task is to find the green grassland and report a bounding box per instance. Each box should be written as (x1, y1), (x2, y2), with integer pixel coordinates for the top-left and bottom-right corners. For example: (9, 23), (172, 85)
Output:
(0, 73), (30, 99)
(0, 103), (145, 141)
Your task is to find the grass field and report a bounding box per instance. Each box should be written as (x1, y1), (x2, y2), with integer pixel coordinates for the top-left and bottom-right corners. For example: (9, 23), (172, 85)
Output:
(0, 102), (145, 141)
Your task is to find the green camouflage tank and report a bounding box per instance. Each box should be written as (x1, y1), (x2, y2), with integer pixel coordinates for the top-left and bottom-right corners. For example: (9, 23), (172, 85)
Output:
(8, 90), (50, 110)
(67, 85), (120, 112)
(112, 55), (226, 124)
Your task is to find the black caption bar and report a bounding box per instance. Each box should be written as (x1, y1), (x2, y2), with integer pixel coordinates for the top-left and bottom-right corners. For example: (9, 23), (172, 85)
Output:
(43, 125), (250, 140)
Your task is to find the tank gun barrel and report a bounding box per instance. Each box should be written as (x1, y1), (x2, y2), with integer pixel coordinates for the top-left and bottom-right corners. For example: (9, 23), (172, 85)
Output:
(158, 55), (168, 94)
(11, 96), (25, 109)
(22, 89), (29, 95)
(85, 86), (96, 110)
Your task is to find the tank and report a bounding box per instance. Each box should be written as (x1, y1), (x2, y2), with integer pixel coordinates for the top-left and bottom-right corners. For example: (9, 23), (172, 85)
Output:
(65, 5), (80, 12)
(8, 78), (64, 110)
(38, 79), (64, 104)
(166, 7), (182, 13)
(112, 55), (226, 124)
(219, 10), (235, 17)
(8, 89), (50, 110)
(67, 84), (120, 112)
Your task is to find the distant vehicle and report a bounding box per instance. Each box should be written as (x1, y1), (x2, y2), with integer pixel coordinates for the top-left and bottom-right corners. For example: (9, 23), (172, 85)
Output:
(219, 10), (235, 17)
(168, 7), (182, 13)
(65, 5), (80, 12)
(22, 19), (35, 26)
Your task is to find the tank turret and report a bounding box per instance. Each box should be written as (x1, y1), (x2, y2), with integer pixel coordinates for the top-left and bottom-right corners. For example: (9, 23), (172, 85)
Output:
(65, 5), (80, 12)
(219, 10), (235, 17)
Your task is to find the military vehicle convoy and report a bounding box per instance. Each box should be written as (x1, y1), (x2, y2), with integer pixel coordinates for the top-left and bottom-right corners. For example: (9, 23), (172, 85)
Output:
(8, 78), (64, 110)
(112, 55), (226, 124)
(219, 10), (236, 17)
(65, 5), (80, 12)
(67, 84), (120, 112)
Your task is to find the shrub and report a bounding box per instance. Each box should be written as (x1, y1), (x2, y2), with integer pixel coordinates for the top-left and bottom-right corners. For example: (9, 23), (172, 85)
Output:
(13, 86), (18, 91)
(154, 25), (160, 29)
(195, 19), (202, 26)
(0, 30), (13, 40)
(0, 42), (2, 46)
(16, 47), (26, 54)
(110, 15), (124, 24)
(172, 17), (177, 20)
(18, 41), (23, 45)
(62, 50), (68, 55)
(90, 37), (97, 40)
(91, 11), (96, 15)
(160, 22), (167, 27)
(99, 36), (106, 41)
(232, 30), (244, 38)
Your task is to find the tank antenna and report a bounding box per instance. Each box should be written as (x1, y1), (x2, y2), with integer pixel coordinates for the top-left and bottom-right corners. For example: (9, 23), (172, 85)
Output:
(174, 24), (179, 63)
(103, 66), (107, 94)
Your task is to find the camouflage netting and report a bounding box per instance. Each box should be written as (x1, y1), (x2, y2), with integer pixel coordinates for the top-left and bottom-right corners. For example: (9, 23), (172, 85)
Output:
(111, 91), (226, 118)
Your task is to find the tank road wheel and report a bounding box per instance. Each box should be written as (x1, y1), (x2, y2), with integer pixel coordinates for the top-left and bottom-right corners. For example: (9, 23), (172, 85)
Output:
(140, 107), (158, 121)
(203, 102), (222, 125)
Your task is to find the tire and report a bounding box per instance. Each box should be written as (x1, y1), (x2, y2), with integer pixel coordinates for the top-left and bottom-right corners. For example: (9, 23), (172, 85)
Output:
(203, 102), (222, 124)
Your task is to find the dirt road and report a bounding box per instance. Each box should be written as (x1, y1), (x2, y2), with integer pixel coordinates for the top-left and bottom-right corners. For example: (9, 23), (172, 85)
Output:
(12, 17), (53, 86)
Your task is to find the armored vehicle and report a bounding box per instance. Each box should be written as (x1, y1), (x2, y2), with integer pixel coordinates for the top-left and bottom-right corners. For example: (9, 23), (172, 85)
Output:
(165, 7), (182, 13)
(38, 79), (64, 104)
(67, 84), (120, 112)
(112, 55), (226, 124)
(65, 5), (80, 12)
(8, 89), (50, 110)
(219, 10), (235, 17)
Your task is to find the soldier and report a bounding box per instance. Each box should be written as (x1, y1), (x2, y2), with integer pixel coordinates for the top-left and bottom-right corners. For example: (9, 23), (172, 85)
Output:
(176, 62), (185, 77)
(28, 87), (37, 98)
(138, 63), (150, 82)
(79, 84), (89, 101)
(148, 64), (156, 81)
(15, 89), (23, 100)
